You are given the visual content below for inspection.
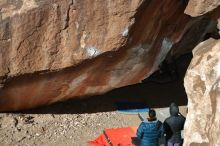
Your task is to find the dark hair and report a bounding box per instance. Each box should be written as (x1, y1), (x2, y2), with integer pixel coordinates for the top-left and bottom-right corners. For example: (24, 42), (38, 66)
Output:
(149, 109), (156, 119)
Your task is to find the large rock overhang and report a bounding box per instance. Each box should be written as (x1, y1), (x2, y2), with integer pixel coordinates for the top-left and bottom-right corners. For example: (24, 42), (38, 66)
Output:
(0, 0), (219, 111)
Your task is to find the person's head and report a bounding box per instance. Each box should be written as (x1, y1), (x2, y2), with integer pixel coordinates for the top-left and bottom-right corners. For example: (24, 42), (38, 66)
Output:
(148, 109), (156, 120)
(169, 102), (179, 116)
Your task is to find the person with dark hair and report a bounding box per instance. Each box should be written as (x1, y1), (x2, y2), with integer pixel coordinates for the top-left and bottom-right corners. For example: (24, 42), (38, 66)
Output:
(164, 103), (185, 146)
(136, 109), (164, 146)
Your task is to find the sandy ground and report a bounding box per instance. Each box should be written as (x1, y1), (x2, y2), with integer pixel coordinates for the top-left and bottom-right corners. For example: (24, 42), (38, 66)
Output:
(0, 54), (191, 146)
(0, 112), (140, 146)
(0, 106), (187, 146)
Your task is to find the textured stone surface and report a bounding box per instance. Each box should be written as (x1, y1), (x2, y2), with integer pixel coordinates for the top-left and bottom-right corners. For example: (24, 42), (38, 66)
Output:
(0, 0), (141, 77)
(0, 0), (218, 111)
(184, 39), (220, 146)
(184, 1), (220, 145)
(185, 0), (220, 17)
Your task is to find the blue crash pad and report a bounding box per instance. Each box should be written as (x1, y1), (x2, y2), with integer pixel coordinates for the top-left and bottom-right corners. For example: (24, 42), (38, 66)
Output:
(116, 102), (149, 114)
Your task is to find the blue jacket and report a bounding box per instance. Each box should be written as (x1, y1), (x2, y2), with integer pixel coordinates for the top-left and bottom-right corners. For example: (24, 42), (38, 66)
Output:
(137, 120), (164, 146)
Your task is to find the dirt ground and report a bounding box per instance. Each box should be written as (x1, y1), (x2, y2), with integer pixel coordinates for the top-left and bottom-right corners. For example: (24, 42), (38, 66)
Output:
(0, 107), (187, 146)
(0, 106), (185, 146)
(0, 54), (191, 146)
(0, 111), (139, 146)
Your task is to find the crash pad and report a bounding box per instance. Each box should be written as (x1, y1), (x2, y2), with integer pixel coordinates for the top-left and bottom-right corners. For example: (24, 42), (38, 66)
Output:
(116, 102), (149, 114)
(88, 134), (109, 146)
(88, 127), (138, 146)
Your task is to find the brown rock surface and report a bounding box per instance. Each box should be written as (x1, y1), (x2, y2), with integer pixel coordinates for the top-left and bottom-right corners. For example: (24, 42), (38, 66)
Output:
(0, 0), (141, 77)
(0, 0), (218, 111)
(184, 39), (220, 146)
(185, 0), (220, 17)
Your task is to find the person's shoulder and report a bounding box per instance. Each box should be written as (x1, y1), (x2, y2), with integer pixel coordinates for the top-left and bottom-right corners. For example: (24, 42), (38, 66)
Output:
(178, 115), (186, 122)
(141, 120), (157, 125)
(164, 116), (172, 123)
(156, 120), (163, 127)
(140, 121), (148, 126)
(141, 120), (151, 125)
(138, 121), (149, 129)
(157, 120), (162, 124)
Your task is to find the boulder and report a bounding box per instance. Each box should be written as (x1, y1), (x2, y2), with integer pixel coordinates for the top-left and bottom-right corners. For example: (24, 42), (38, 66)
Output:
(185, 0), (220, 17)
(184, 1), (220, 145)
(184, 39), (220, 146)
(0, 0), (218, 111)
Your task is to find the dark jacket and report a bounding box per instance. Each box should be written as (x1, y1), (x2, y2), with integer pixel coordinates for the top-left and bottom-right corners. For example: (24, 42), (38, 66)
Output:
(164, 103), (185, 144)
(137, 119), (164, 146)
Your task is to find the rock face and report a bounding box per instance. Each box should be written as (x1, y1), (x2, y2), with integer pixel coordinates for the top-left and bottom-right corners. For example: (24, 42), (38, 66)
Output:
(0, 0), (141, 77)
(185, 0), (220, 17)
(0, 0), (219, 111)
(183, 1), (220, 145)
(184, 39), (220, 146)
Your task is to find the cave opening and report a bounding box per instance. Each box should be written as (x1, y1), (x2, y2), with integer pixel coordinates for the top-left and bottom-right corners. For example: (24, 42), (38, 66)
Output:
(22, 23), (220, 115)
(19, 20), (220, 115)
(13, 6), (219, 116)
(21, 52), (192, 115)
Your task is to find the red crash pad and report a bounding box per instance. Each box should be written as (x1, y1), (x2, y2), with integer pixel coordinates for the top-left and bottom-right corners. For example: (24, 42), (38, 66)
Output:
(88, 127), (137, 146)
(88, 134), (109, 146)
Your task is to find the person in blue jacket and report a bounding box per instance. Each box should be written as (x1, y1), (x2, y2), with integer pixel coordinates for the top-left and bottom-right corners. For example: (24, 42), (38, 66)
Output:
(137, 109), (164, 146)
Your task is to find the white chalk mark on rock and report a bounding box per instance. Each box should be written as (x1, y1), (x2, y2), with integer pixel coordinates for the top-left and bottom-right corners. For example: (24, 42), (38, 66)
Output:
(86, 46), (100, 57)
(122, 27), (129, 37)
(122, 18), (135, 37)
(149, 37), (173, 75)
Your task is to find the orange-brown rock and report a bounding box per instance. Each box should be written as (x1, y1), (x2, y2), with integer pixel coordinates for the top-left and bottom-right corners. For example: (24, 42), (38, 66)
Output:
(0, 0), (218, 111)
(0, 0), (141, 77)
(184, 39), (220, 146)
